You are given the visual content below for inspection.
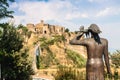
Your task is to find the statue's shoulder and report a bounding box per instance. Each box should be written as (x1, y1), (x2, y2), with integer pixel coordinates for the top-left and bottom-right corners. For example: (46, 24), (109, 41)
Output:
(100, 38), (108, 41)
(100, 38), (108, 44)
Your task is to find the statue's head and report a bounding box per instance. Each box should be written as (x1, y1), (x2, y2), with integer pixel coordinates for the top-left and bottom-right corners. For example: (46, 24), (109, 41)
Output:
(88, 24), (101, 34)
(88, 24), (102, 43)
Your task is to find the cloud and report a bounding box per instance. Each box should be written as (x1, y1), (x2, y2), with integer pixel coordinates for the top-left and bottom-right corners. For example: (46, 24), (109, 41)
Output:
(88, 0), (109, 3)
(96, 8), (111, 17)
(95, 7), (120, 17)
(65, 12), (88, 20)
(9, 0), (120, 24)
(10, 0), (89, 26)
(10, 2), (18, 9)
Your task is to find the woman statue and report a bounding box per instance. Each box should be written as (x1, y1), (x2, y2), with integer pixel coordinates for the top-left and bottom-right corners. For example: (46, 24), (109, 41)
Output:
(70, 24), (111, 80)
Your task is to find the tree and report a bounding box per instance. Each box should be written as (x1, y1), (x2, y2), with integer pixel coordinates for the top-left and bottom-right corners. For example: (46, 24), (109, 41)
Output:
(17, 24), (32, 43)
(75, 31), (78, 34)
(65, 28), (69, 32)
(17, 24), (28, 36)
(1, 49), (34, 80)
(0, 23), (23, 53)
(0, 0), (14, 19)
(0, 23), (34, 80)
(0, 26), (3, 37)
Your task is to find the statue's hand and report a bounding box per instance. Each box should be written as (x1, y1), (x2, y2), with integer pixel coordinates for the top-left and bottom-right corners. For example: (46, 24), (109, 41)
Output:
(79, 26), (84, 32)
(79, 26), (88, 33)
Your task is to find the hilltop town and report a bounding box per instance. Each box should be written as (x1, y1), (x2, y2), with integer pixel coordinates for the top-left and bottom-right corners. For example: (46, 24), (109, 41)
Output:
(27, 20), (65, 35)
(24, 20), (87, 79)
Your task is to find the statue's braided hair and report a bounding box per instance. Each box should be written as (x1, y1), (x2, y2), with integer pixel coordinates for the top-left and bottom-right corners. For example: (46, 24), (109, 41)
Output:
(88, 24), (102, 44)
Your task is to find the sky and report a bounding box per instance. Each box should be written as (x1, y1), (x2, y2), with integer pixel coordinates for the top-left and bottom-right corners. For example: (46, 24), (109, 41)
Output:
(2, 0), (120, 52)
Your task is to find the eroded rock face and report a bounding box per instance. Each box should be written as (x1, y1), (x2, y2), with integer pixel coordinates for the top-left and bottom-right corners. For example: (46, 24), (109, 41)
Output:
(27, 32), (87, 69)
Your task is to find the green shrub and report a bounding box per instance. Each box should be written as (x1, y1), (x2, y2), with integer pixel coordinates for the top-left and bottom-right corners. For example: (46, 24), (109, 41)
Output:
(65, 28), (69, 33)
(110, 50), (120, 68)
(39, 47), (56, 69)
(66, 49), (86, 68)
(54, 67), (86, 80)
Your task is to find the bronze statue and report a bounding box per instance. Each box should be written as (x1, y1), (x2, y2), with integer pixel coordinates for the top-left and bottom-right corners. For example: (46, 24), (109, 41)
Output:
(70, 24), (111, 80)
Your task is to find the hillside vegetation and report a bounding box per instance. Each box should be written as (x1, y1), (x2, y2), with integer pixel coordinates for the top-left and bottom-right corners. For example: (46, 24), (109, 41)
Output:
(26, 33), (87, 69)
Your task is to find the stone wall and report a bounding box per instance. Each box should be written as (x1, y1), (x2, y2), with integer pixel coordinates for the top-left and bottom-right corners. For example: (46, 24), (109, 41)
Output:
(27, 23), (35, 32)
(26, 20), (65, 35)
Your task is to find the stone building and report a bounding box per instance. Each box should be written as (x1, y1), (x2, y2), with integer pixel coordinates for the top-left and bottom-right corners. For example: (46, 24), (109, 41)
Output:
(27, 20), (65, 35)
(27, 23), (35, 32)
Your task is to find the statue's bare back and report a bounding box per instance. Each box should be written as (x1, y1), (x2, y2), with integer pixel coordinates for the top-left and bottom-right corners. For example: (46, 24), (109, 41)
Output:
(85, 38), (107, 59)
(85, 38), (108, 80)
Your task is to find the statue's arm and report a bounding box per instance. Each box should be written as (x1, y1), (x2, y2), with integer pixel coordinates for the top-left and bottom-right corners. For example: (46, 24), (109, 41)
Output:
(103, 40), (111, 74)
(69, 33), (86, 45)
